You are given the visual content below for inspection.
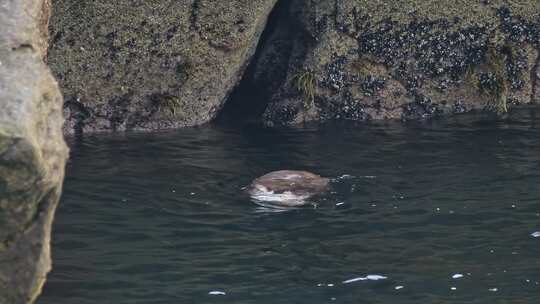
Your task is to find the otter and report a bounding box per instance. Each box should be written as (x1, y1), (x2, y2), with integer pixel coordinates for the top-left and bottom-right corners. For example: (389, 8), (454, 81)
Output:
(246, 170), (330, 207)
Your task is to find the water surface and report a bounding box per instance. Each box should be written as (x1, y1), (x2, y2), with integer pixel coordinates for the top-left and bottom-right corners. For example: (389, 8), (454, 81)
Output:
(39, 109), (540, 303)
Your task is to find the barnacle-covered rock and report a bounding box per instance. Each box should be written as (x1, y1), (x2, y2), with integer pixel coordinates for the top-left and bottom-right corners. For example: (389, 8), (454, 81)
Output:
(254, 0), (540, 125)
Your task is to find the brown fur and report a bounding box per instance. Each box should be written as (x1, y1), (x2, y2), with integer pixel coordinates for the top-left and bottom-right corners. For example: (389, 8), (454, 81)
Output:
(247, 170), (330, 197)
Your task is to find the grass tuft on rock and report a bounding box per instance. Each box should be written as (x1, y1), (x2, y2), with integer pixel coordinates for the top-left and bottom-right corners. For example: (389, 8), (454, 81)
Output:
(483, 47), (509, 115)
(292, 69), (316, 109)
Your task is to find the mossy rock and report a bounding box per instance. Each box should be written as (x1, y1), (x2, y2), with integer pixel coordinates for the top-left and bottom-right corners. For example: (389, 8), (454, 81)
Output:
(48, 0), (278, 133)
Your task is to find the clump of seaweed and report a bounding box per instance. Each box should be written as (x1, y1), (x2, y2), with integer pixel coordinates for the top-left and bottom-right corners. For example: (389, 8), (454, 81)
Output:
(292, 69), (316, 109)
(465, 64), (480, 89)
(153, 93), (183, 116)
(465, 45), (509, 115)
(483, 46), (509, 114)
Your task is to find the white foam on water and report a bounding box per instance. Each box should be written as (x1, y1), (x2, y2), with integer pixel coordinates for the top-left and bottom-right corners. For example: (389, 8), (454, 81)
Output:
(317, 283), (334, 287)
(342, 275), (387, 284)
(250, 185), (310, 207)
(208, 291), (226, 296)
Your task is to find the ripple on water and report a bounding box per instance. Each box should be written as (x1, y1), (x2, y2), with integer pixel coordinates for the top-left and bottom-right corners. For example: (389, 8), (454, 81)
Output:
(39, 108), (540, 304)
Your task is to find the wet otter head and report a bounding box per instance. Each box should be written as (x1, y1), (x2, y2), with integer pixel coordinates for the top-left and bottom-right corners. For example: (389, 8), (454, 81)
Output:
(246, 170), (330, 207)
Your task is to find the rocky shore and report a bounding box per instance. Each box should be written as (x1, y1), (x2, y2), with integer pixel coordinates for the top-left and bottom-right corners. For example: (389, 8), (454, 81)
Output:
(46, 0), (540, 133)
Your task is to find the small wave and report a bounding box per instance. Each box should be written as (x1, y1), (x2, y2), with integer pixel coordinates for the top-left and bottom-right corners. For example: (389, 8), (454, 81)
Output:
(253, 205), (298, 213)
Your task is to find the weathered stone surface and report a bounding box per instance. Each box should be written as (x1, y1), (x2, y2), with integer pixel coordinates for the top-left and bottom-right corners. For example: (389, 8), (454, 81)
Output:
(0, 0), (68, 303)
(48, 0), (278, 134)
(252, 0), (540, 126)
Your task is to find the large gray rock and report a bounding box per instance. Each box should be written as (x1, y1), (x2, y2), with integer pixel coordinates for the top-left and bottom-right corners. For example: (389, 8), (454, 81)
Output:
(253, 0), (540, 126)
(0, 0), (68, 303)
(48, 0), (278, 134)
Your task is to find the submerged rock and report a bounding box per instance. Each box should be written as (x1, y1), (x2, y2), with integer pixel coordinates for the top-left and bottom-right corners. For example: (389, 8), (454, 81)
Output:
(0, 0), (68, 303)
(247, 170), (330, 207)
(47, 0), (278, 134)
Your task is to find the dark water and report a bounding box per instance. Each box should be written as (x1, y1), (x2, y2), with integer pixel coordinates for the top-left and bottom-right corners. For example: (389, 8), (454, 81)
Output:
(38, 109), (540, 304)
